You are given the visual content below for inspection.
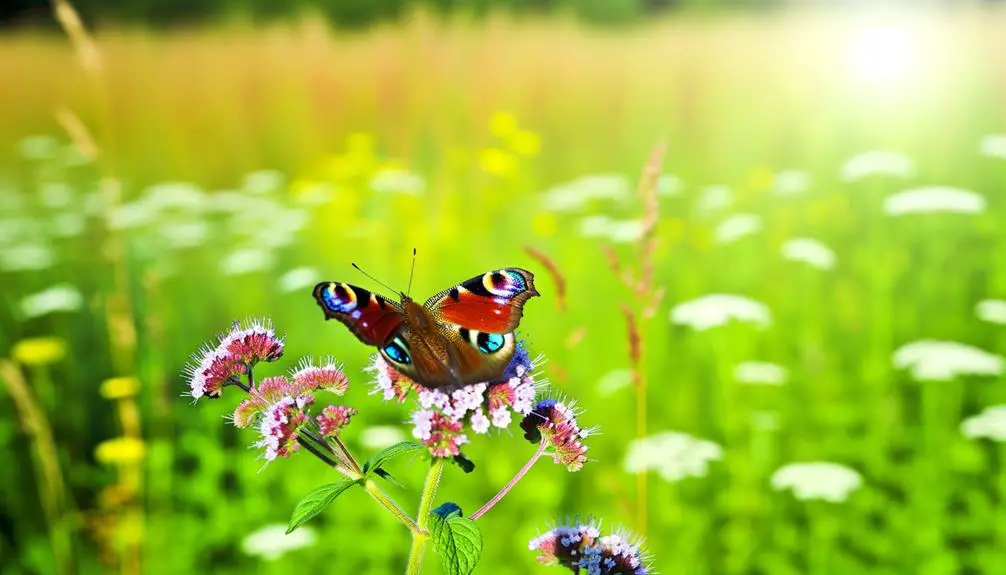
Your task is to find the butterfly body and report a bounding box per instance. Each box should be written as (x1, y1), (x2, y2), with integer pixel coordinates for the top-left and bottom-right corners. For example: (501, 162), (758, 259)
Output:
(313, 268), (538, 390)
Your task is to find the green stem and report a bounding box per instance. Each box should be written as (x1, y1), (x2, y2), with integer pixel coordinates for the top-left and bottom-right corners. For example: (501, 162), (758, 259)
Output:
(365, 480), (420, 533)
(297, 434), (420, 534)
(406, 458), (446, 575)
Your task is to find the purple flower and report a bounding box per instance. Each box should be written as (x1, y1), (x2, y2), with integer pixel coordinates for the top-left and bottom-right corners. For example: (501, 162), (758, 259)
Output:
(317, 405), (357, 437)
(411, 410), (469, 458)
(370, 339), (542, 458)
(529, 521), (651, 575)
(528, 519), (600, 569)
(520, 398), (593, 472)
(581, 532), (651, 575)
(256, 395), (312, 461)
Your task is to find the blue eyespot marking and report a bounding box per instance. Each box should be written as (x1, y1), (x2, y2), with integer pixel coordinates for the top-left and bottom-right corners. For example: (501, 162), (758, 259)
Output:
(383, 341), (411, 365)
(323, 283), (357, 313)
(505, 270), (526, 290)
(477, 332), (506, 354)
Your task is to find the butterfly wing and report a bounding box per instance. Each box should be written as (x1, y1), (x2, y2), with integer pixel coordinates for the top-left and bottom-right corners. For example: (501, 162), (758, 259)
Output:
(313, 282), (404, 346)
(438, 325), (518, 385)
(424, 268), (539, 334)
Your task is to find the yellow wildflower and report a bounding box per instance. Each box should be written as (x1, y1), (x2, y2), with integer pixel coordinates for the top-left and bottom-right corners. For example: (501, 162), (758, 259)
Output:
(95, 437), (146, 465)
(489, 111), (519, 139)
(100, 376), (140, 400)
(478, 148), (517, 178)
(12, 337), (66, 366)
(508, 130), (541, 157)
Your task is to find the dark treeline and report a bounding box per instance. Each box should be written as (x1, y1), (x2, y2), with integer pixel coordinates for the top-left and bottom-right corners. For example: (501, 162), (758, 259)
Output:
(1, 0), (794, 28)
(1, 0), (989, 28)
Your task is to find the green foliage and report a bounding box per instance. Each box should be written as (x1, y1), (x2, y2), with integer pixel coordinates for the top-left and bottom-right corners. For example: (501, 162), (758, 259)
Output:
(287, 478), (358, 534)
(431, 503), (483, 575)
(362, 441), (427, 476)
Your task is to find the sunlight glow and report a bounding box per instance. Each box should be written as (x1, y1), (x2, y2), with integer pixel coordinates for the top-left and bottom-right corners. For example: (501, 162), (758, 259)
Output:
(849, 25), (919, 86)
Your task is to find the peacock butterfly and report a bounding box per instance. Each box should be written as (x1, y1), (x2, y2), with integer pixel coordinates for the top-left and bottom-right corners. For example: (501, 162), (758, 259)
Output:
(312, 267), (539, 390)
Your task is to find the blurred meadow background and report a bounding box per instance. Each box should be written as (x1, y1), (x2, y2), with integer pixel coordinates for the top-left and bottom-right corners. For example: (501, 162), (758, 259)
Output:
(3, 0), (1006, 573)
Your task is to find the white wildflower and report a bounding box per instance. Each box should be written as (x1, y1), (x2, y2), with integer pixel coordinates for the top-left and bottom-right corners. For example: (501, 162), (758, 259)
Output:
(597, 369), (633, 396)
(781, 237), (836, 270)
(40, 183), (74, 209)
(142, 182), (206, 213)
(979, 134), (1006, 159)
(18, 135), (59, 160)
(771, 462), (862, 502)
(772, 170), (811, 195)
(892, 339), (1005, 381)
(159, 220), (209, 249)
(278, 267), (320, 293)
(220, 248), (274, 276)
(20, 284), (83, 318)
(976, 299), (1006, 325)
(541, 173), (630, 212)
(883, 186), (985, 216)
(370, 168), (426, 196)
(106, 201), (156, 230)
(714, 213), (761, 244)
(670, 294), (772, 331)
(658, 174), (684, 196)
(607, 220), (646, 243)
(1, 243), (55, 271)
(579, 215), (612, 238)
(840, 150), (915, 181)
(243, 170), (284, 195)
(695, 185), (732, 213)
(734, 361), (788, 385)
(241, 524), (316, 561)
(51, 213), (85, 238)
(961, 405), (1006, 442)
(624, 431), (723, 482)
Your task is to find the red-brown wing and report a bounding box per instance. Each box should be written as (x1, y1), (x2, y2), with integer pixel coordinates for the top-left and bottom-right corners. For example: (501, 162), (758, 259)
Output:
(424, 268), (539, 334)
(313, 282), (404, 346)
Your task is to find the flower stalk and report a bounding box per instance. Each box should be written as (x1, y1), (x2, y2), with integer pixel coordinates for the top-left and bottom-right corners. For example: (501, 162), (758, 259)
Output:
(406, 458), (446, 575)
(470, 441), (547, 521)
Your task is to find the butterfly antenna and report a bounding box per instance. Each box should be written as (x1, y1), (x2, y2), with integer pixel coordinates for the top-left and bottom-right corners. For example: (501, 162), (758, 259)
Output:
(351, 263), (400, 296)
(407, 248), (417, 298)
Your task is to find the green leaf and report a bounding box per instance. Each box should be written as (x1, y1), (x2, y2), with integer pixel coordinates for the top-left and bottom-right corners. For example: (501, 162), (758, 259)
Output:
(362, 441), (426, 476)
(373, 467), (406, 489)
(430, 502), (482, 575)
(287, 477), (357, 534)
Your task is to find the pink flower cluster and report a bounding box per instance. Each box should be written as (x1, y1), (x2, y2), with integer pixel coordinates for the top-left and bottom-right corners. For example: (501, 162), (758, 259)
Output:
(229, 359), (355, 462)
(520, 398), (593, 472)
(257, 395), (313, 461)
(369, 341), (541, 458)
(529, 520), (650, 575)
(317, 405), (357, 438)
(184, 318), (284, 399)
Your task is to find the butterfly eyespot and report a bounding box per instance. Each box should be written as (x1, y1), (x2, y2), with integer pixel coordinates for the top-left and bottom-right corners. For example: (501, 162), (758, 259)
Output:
(483, 271), (521, 297)
(383, 341), (412, 365)
(324, 283), (358, 312)
(476, 332), (506, 354)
